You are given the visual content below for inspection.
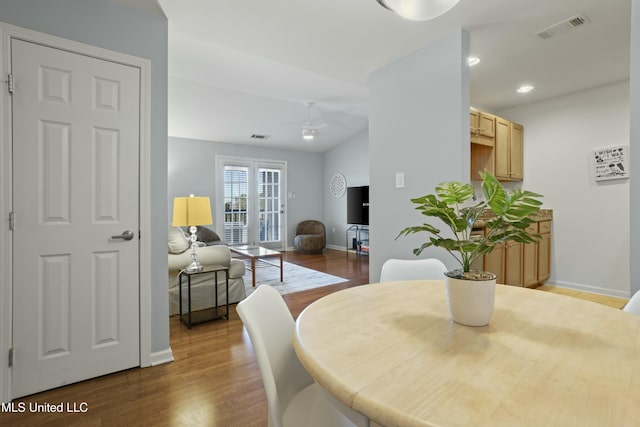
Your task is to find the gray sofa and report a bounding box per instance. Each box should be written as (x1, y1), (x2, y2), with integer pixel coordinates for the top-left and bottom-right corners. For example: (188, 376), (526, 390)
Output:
(187, 225), (226, 246)
(168, 225), (246, 315)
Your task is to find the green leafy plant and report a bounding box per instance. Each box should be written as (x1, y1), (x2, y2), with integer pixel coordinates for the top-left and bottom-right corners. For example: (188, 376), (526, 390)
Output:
(397, 171), (543, 277)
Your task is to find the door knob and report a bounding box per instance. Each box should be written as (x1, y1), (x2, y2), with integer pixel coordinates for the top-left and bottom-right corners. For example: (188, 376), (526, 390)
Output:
(111, 230), (135, 241)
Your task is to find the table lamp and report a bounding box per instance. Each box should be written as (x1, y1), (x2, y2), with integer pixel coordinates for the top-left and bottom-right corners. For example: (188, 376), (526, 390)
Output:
(172, 195), (213, 273)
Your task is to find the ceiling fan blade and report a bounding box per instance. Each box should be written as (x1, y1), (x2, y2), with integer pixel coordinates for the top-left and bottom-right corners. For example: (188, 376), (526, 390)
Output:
(302, 122), (328, 131)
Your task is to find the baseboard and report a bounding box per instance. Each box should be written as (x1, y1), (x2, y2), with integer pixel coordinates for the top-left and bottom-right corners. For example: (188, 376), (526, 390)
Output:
(149, 347), (174, 366)
(543, 280), (630, 299)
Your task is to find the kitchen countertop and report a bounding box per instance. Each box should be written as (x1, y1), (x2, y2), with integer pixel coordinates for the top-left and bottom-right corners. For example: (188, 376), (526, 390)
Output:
(473, 208), (552, 228)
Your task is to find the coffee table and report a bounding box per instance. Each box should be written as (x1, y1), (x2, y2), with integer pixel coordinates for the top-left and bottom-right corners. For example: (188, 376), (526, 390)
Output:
(229, 245), (283, 287)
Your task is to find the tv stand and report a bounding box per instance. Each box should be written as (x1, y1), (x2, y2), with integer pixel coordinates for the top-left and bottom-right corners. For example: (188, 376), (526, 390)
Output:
(346, 225), (369, 257)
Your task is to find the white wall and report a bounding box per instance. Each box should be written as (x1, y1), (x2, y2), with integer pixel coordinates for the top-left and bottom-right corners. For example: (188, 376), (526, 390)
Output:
(168, 136), (324, 249)
(368, 29), (470, 282)
(630, 0), (640, 297)
(0, 0), (170, 385)
(500, 81), (630, 297)
(323, 130), (369, 248)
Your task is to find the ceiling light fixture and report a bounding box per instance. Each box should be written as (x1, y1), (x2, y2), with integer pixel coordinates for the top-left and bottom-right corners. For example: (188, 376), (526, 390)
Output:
(517, 85), (534, 94)
(376, 0), (461, 21)
(302, 128), (316, 140)
(468, 56), (480, 66)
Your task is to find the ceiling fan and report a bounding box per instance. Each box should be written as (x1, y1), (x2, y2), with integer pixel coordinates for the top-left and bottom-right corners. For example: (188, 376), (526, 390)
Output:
(301, 102), (327, 141)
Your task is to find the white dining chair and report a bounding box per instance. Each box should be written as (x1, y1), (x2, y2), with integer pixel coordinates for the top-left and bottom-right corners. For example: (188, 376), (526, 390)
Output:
(236, 285), (369, 427)
(623, 290), (640, 315)
(379, 258), (448, 282)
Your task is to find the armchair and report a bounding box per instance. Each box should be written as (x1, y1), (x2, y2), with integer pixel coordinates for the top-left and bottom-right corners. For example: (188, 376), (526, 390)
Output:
(293, 220), (326, 254)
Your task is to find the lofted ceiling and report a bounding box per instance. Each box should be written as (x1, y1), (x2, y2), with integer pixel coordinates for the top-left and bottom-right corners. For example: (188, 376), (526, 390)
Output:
(153, 0), (631, 153)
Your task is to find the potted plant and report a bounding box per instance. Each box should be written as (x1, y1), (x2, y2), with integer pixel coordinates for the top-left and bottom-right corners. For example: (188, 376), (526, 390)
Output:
(397, 170), (543, 326)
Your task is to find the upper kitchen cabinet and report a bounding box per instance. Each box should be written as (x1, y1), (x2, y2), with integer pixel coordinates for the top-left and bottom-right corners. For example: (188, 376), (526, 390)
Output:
(509, 122), (524, 180)
(495, 116), (523, 181)
(470, 108), (523, 182)
(470, 109), (495, 146)
(470, 109), (495, 180)
(494, 116), (510, 178)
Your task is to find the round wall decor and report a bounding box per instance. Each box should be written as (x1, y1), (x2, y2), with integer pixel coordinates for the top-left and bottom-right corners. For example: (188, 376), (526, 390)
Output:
(329, 173), (346, 198)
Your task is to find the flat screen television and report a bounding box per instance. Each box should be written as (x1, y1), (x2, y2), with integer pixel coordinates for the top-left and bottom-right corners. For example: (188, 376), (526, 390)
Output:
(347, 186), (369, 225)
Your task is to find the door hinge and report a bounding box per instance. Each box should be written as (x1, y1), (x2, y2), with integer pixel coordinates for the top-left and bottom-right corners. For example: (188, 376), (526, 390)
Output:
(8, 348), (13, 368)
(7, 74), (14, 94)
(8, 211), (14, 231)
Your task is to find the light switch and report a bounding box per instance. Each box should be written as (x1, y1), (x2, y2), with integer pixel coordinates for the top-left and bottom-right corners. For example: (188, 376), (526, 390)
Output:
(395, 172), (405, 189)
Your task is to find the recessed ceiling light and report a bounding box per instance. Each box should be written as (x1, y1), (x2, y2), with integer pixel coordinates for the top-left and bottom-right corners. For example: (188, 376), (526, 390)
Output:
(517, 85), (534, 94)
(468, 56), (480, 66)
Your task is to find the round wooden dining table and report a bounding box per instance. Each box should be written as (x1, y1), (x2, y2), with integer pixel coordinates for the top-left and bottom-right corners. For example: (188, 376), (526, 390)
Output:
(292, 281), (640, 427)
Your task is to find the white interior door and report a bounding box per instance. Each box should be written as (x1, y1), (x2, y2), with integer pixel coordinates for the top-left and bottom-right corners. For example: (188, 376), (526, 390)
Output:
(11, 39), (141, 398)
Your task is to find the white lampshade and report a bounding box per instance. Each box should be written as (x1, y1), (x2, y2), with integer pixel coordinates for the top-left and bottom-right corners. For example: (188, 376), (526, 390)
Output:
(377, 0), (460, 21)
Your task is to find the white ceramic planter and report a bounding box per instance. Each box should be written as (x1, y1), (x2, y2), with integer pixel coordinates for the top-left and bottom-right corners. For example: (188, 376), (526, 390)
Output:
(444, 271), (496, 326)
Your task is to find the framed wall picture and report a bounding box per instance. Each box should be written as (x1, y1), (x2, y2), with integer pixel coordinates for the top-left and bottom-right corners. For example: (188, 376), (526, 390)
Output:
(592, 145), (630, 181)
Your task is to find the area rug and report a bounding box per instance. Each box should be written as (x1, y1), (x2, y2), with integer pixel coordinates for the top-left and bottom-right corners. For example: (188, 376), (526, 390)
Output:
(242, 260), (347, 297)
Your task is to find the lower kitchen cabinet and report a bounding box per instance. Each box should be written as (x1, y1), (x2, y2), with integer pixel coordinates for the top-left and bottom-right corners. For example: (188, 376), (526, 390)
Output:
(504, 241), (523, 286)
(522, 241), (538, 287)
(522, 222), (539, 288)
(538, 221), (552, 283)
(483, 242), (504, 285)
(480, 218), (551, 287)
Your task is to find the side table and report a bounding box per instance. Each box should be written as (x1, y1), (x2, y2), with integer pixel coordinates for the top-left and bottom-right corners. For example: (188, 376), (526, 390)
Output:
(178, 264), (229, 329)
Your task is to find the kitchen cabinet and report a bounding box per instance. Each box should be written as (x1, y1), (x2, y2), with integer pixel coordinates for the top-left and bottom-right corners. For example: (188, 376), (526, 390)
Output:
(477, 216), (551, 287)
(495, 116), (524, 181)
(470, 109), (495, 146)
(504, 241), (523, 286)
(510, 123), (524, 179)
(470, 145), (494, 180)
(470, 109), (495, 180)
(522, 223), (539, 287)
(494, 117), (510, 179)
(470, 108), (523, 182)
(483, 242), (504, 285)
(537, 220), (552, 283)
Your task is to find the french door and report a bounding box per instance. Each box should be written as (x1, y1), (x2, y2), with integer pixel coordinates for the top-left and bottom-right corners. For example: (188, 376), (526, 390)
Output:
(216, 156), (286, 251)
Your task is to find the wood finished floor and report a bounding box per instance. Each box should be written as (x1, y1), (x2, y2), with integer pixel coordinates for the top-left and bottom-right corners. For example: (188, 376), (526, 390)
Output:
(1, 250), (628, 426)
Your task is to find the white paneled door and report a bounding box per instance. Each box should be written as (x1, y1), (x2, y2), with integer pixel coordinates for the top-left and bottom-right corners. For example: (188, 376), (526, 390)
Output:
(11, 39), (140, 398)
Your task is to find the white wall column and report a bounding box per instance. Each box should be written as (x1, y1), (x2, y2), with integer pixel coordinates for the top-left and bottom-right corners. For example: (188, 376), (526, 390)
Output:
(630, 0), (640, 296)
(368, 29), (470, 282)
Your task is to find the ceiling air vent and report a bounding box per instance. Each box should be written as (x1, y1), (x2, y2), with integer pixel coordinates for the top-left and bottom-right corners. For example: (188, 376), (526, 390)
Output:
(250, 134), (270, 140)
(532, 13), (591, 40)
